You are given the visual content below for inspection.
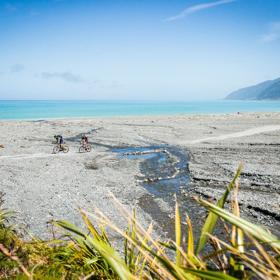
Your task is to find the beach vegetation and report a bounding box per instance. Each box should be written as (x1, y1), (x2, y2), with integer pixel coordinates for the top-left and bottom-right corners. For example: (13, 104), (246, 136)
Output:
(0, 165), (279, 279)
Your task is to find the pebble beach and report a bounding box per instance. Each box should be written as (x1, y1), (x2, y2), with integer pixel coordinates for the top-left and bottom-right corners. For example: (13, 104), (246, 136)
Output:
(0, 112), (280, 241)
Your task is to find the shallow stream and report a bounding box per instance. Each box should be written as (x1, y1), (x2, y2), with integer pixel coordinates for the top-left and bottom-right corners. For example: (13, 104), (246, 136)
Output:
(113, 145), (205, 239)
(113, 145), (189, 197)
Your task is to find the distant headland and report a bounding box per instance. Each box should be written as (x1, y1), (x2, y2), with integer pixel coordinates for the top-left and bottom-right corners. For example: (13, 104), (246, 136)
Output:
(226, 77), (280, 100)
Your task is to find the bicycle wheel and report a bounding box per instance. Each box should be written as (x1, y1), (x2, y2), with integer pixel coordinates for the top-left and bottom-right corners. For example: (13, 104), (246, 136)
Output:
(53, 146), (60, 154)
(85, 144), (92, 152)
(63, 145), (69, 153)
(79, 146), (85, 153)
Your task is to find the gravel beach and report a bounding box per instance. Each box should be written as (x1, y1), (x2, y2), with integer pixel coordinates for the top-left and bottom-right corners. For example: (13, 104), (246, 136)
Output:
(0, 112), (280, 241)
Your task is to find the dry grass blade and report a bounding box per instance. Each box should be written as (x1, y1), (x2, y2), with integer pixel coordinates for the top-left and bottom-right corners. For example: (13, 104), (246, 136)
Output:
(230, 181), (245, 277)
(186, 214), (194, 258)
(196, 198), (280, 251)
(247, 234), (280, 279)
(208, 234), (278, 280)
(0, 243), (31, 278)
(108, 192), (167, 254)
(175, 199), (181, 266)
(80, 210), (102, 241)
(208, 236), (228, 273)
(196, 164), (243, 254)
(82, 207), (177, 279)
(183, 269), (239, 280)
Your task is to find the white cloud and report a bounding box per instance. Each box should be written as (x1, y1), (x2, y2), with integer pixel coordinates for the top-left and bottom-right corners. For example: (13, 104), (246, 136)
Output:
(165, 0), (236, 22)
(41, 72), (84, 83)
(11, 64), (25, 73)
(261, 22), (280, 43)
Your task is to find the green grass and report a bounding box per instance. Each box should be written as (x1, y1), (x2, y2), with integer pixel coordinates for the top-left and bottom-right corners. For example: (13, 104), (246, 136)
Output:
(0, 165), (279, 279)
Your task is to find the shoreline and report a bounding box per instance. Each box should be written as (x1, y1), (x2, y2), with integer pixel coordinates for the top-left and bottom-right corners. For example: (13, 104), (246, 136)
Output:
(1, 110), (280, 122)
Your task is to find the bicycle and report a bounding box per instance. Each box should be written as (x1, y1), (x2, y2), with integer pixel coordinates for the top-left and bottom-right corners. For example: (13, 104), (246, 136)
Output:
(53, 144), (69, 154)
(79, 142), (92, 153)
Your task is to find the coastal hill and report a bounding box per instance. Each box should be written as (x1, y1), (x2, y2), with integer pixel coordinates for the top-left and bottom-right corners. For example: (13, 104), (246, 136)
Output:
(225, 77), (280, 100)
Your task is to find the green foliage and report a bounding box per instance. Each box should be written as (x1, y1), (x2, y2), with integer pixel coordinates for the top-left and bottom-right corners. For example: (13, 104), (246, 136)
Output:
(0, 166), (279, 279)
(195, 164), (243, 254)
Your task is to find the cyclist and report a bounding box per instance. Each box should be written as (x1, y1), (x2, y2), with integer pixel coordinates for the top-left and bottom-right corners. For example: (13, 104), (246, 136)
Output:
(54, 135), (61, 144)
(59, 135), (65, 150)
(81, 134), (89, 146)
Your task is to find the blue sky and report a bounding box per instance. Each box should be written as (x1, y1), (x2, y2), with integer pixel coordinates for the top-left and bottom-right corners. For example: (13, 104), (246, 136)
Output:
(0, 0), (279, 100)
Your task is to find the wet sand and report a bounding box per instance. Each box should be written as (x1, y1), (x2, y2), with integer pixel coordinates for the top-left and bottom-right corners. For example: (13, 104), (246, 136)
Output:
(0, 112), (280, 242)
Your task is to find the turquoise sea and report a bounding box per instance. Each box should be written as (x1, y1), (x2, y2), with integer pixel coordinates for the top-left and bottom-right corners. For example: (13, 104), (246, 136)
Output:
(0, 100), (279, 120)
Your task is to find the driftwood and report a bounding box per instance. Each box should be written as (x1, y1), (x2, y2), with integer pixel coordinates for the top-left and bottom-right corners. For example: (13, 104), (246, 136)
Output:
(142, 168), (180, 183)
(123, 149), (169, 156)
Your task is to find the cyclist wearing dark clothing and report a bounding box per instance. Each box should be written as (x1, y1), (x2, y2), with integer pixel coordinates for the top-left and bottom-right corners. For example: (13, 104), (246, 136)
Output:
(54, 135), (64, 149)
(59, 136), (64, 146)
(81, 134), (88, 145)
(54, 135), (62, 144)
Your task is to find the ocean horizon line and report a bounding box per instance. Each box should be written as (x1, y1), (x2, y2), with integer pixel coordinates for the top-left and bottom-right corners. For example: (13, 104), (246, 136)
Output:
(0, 99), (225, 102)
